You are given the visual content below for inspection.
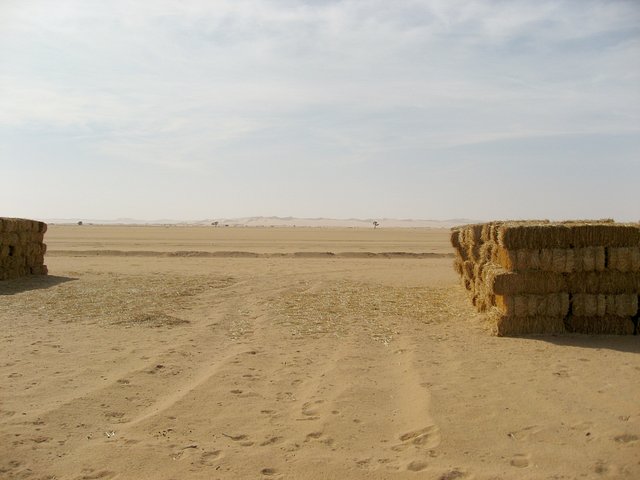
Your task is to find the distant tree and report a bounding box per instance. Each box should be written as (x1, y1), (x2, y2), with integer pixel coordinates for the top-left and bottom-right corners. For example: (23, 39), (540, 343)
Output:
(211, 221), (219, 227)
(77, 221), (83, 226)
(373, 221), (379, 229)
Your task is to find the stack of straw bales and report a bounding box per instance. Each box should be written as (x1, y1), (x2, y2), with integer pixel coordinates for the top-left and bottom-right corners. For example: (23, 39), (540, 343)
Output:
(451, 221), (640, 336)
(0, 217), (48, 280)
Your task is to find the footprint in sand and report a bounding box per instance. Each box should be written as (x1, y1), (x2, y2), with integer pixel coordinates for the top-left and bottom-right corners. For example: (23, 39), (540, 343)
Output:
(305, 431), (323, 441)
(261, 467), (280, 476)
(510, 453), (531, 468)
(301, 400), (324, 418)
(223, 433), (248, 441)
(394, 425), (440, 450)
(614, 434), (638, 444)
(74, 470), (116, 480)
(260, 436), (282, 446)
(200, 450), (223, 466)
(438, 469), (468, 479)
(406, 460), (428, 471)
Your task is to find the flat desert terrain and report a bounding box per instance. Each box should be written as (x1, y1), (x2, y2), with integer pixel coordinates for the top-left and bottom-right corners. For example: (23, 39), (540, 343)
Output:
(1, 226), (639, 479)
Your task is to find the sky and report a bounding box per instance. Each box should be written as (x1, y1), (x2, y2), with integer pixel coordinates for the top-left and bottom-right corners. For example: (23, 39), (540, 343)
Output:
(1, 0), (639, 222)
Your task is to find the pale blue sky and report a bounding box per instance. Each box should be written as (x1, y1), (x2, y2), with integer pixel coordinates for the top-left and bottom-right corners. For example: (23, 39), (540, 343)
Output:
(1, 0), (639, 221)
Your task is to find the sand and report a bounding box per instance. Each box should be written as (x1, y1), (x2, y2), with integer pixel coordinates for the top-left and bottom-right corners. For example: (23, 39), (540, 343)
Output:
(1, 226), (638, 479)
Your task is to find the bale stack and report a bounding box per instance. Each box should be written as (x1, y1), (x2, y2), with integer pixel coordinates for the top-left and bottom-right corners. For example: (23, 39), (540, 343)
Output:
(0, 217), (48, 280)
(451, 221), (640, 336)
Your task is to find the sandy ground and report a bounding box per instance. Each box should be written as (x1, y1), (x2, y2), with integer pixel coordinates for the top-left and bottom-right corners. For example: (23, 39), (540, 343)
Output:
(1, 226), (638, 480)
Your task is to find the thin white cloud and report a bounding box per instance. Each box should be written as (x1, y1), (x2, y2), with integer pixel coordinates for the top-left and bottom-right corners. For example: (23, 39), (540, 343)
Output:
(0, 0), (638, 218)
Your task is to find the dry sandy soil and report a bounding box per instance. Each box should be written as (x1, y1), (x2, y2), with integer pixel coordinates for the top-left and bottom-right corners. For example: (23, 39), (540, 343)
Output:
(1, 226), (638, 480)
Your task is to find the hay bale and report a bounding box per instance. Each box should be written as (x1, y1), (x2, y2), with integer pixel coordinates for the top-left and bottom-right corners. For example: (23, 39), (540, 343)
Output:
(479, 242), (494, 264)
(495, 293), (569, 317)
(564, 316), (635, 335)
(466, 244), (482, 263)
(472, 277), (496, 313)
(482, 265), (567, 294)
(494, 247), (604, 273)
(450, 229), (462, 251)
(568, 272), (640, 294)
(497, 222), (640, 249)
(605, 294), (638, 317)
(489, 311), (566, 336)
(608, 247), (640, 272)
(494, 246), (516, 270)
(0, 217), (48, 280)
(574, 247), (606, 272)
(3, 218), (18, 233)
(572, 294), (607, 317)
(467, 224), (484, 245)
(453, 257), (464, 276)
(463, 260), (475, 280)
(551, 249), (574, 273)
(30, 265), (48, 275)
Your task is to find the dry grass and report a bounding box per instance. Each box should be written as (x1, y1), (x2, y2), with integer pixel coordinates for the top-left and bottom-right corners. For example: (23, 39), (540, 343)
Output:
(0, 273), (235, 327)
(272, 280), (463, 344)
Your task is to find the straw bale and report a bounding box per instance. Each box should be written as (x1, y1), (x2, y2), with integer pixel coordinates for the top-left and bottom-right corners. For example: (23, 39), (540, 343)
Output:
(473, 262), (487, 282)
(493, 247), (578, 272)
(572, 294), (606, 317)
(453, 257), (464, 276)
(482, 265), (567, 294)
(515, 250), (532, 270)
(495, 293), (569, 317)
(573, 294), (639, 318)
(450, 229), (462, 251)
(497, 222), (640, 249)
(564, 316), (635, 335)
(472, 277), (495, 312)
(488, 310), (566, 336)
(568, 272), (640, 294)
(605, 294), (638, 317)
(3, 232), (19, 245)
(573, 247), (605, 272)
(466, 244), (482, 263)
(481, 222), (506, 243)
(494, 247), (518, 271)
(479, 242), (494, 264)
(463, 260), (475, 280)
(551, 249), (574, 273)
(3, 218), (18, 233)
(30, 265), (48, 275)
(467, 224), (484, 245)
(607, 247), (640, 272)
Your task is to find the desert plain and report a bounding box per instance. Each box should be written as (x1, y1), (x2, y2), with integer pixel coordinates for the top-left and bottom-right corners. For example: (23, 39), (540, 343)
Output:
(1, 225), (639, 480)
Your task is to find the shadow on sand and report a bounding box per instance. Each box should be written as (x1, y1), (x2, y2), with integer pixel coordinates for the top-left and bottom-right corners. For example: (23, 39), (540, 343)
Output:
(529, 332), (639, 354)
(0, 275), (77, 296)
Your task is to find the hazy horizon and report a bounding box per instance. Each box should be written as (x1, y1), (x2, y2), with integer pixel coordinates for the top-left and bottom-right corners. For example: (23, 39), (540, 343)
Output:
(1, 1), (639, 221)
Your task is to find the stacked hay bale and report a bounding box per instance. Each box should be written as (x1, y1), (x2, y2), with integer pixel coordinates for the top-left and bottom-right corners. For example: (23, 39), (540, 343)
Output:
(0, 217), (48, 280)
(451, 221), (640, 336)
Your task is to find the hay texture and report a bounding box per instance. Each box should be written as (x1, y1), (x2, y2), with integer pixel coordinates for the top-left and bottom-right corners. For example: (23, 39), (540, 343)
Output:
(451, 220), (640, 336)
(0, 217), (48, 280)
